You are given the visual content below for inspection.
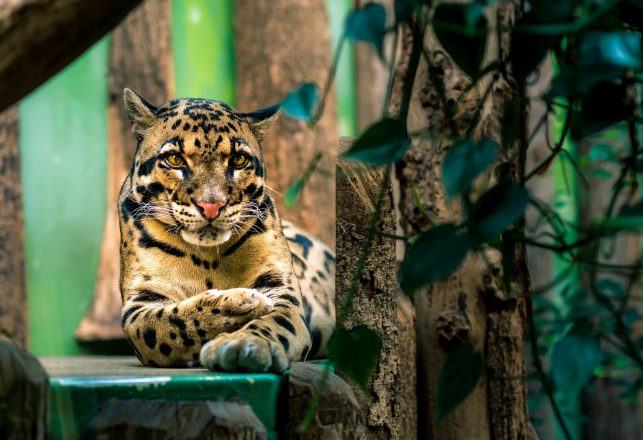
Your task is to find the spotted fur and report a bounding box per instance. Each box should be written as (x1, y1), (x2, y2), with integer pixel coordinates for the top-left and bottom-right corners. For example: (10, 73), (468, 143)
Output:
(119, 89), (335, 372)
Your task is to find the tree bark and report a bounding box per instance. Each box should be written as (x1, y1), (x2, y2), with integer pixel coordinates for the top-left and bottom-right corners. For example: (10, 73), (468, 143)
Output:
(0, 106), (28, 348)
(75, 0), (174, 342)
(235, 0), (337, 248)
(0, 0), (142, 112)
(0, 338), (49, 440)
(394, 4), (533, 439)
(287, 362), (365, 438)
(335, 138), (417, 439)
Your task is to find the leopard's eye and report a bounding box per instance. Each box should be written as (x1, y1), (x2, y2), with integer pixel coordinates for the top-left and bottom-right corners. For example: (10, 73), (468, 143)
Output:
(231, 154), (248, 168)
(165, 153), (185, 168)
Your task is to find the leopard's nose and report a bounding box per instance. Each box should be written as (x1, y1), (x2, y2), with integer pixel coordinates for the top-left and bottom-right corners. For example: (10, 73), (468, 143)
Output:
(196, 201), (226, 220)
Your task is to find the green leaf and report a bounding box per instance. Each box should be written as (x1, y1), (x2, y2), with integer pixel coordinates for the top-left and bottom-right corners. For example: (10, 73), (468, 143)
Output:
(342, 118), (410, 165)
(433, 3), (488, 78)
(345, 3), (387, 58)
(401, 223), (471, 294)
(411, 186), (430, 218)
(281, 83), (319, 123)
(394, 0), (415, 22)
(617, 1), (643, 31)
(469, 183), (529, 240)
(589, 168), (613, 179)
(577, 32), (642, 92)
(595, 279), (626, 299)
(587, 144), (617, 163)
(435, 343), (484, 424)
(531, 0), (574, 24)
(501, 99), (521, 150)
(327, 326), (382, 390)
(510, 11), (561, 84)
(598, 200), (643, 230)
(550, 319), (602, 394)
(510, 0), (574, 83)
(284, 177), (304, 208)
(549, 33), (642, 99)
(595, 32), (643, 70)
(571, 82), (629, 139)
(442, 138), (497, 198)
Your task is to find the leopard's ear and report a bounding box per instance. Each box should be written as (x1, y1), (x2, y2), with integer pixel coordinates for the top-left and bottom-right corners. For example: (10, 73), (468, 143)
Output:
(123, 88), (157, 137)
(242, 104), (281, 143)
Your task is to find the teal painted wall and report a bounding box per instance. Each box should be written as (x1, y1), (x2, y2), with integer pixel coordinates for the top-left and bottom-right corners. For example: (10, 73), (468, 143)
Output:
(20, 38), (110, 355)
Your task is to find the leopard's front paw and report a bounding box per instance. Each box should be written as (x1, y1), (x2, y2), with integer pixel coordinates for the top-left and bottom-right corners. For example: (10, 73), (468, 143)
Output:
(208, 288), (272, 317)
(200, 331), (288, 373)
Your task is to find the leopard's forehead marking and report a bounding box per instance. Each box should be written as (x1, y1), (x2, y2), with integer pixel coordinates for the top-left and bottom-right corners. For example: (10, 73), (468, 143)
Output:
(155, 98), (251, 157)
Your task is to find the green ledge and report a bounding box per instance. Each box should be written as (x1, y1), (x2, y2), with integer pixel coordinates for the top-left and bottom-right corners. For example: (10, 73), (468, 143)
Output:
(41, 356), (284, 439)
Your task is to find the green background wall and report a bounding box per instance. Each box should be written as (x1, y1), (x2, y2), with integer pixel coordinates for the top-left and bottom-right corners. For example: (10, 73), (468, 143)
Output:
(20, 39), (110, 355)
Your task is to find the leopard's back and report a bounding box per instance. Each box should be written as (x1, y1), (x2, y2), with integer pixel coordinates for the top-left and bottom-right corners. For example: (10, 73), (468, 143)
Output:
(282, 220), (335, 358)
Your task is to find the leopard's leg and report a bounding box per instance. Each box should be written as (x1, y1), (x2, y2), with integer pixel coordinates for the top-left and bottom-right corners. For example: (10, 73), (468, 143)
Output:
(200, 270), (310, 373)
(122, 288), (272, 367)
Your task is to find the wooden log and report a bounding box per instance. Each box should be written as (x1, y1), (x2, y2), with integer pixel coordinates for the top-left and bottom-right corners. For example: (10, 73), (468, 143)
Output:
(91, 399), (266, 439)
(287, 362), (365, 438)
(75, 0), (174, 342)
(0, 338), (49, 439)
(335, 138), (417, 439)
(0, 0), (142, 112)
(0, 106), (28, 348)
(235, 0), (337, 248)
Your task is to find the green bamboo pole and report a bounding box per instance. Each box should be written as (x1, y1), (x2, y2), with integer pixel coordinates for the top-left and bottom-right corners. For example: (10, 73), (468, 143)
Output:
(550, 58), (582, 440)
(171, 0), (235, 104)
(327, 0), (357, 136)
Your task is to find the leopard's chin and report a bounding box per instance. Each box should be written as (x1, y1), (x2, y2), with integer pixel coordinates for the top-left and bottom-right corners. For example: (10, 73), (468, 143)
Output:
(180, 227), (232, 247)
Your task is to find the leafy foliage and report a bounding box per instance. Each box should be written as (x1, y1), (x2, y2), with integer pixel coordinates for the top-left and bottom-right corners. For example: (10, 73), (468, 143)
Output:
(345, 3), (387, 58)
(433, 3), (488, 78)
(281, 82), (319, 123)
(401, 223), (471, 294)
(342, 118), (410, 165)
(296, 0), (642, 431)
(550, 320), (602, 394)
(468, 183), (530, 240)
(442, 137), (497, 198)
(284, 177), (304, 208)
(435, 343), (484, 424)
(327, 326), (382, 390)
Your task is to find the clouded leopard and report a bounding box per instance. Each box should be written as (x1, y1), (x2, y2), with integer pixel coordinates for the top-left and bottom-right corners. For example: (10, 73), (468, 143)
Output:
(119, 89), (335, 372)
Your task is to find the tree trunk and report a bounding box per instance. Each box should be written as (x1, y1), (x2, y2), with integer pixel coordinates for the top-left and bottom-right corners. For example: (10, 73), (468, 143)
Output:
(394, 4), (534, 439)
(235, 0), (337, 248)
(287, 362), (366, 438)
(0, 0), (142, 112)
(0, 106), (28, 348)
(76, 0), (174, 342)
(335, 138), (417, 439)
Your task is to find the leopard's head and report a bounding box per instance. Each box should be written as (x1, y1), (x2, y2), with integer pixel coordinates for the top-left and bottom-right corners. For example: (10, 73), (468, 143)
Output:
(123, 88), (279, 247)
